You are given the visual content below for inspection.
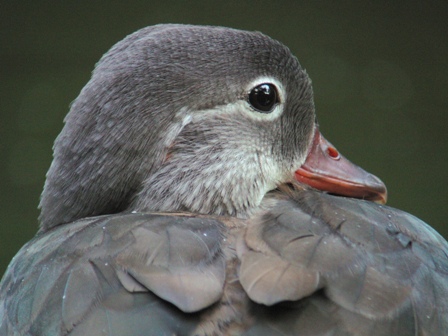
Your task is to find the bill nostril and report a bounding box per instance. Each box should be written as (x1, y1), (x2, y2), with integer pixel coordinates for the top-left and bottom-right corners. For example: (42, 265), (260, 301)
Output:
(326, 146), (340, 160)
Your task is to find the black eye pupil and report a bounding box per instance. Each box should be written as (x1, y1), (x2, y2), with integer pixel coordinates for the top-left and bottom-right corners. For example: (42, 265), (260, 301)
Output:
(248, 83), (278, 113)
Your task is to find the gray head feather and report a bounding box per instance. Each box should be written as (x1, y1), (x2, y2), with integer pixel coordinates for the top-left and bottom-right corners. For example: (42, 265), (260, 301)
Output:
(39, 24), (315, 230)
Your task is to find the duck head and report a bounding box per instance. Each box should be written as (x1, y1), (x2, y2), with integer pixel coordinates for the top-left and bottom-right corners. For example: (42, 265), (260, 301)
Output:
(38, 24), (386, 231)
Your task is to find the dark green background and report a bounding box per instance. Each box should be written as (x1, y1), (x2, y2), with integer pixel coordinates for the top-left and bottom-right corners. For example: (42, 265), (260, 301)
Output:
(1, 2), (447, 274)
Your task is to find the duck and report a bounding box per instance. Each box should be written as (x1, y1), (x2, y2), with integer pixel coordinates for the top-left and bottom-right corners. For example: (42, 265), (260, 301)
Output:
(1, 24), (447, 336)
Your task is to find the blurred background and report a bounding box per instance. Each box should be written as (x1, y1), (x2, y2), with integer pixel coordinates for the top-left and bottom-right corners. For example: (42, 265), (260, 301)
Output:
(0, 1), (447, 274)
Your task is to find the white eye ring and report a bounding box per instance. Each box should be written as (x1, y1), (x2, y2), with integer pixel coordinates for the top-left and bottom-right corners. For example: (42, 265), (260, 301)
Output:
(248, 83), (279, 113)
(244, 76), (286, 120)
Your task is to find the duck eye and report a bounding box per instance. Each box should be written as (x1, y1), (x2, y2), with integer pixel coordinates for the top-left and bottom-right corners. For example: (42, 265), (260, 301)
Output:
(248, 83), (278, 113)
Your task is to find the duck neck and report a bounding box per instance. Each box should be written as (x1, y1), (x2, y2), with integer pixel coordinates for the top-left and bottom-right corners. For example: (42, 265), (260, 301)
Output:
(133, 148), (275, 218)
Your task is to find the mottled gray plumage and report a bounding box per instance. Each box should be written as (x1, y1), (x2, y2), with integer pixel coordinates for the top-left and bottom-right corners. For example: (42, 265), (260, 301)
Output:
(38, 24), (314, 231)
(1, 24), (447, 336)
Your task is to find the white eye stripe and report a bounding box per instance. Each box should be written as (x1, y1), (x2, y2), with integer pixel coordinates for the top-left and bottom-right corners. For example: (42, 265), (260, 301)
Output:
(187, 76), (286, 123)
(189, 99), (283, 123)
